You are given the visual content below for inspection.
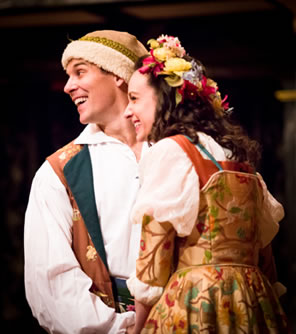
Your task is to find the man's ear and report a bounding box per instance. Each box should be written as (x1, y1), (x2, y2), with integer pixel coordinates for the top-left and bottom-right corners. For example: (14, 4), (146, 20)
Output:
(113, 75), (126, 87)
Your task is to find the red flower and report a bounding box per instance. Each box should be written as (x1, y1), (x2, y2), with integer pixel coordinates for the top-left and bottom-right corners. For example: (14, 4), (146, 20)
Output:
(165, 293), (175, 307)
(163, 240), (171, 250)
(170, 280), (179, 289)
(223, 301), (230, 308)
(179, 320), (185, 328)
(146, 319), (158, 330)
(215, 268), (224, 280)
(178, 80), (198, 103)
(196, 221), (209, 234)
(235, 174), (250, 184)
(140, 239), (146, 251)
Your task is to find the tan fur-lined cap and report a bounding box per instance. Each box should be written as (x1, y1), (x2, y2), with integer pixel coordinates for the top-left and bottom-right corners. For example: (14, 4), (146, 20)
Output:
(62, 30), (148, 83)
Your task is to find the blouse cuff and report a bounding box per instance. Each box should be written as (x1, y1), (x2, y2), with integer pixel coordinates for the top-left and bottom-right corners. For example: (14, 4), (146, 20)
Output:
(272, 281), (287, 298)
(256, 173), (283, 247)
(127, 272), (163, 306)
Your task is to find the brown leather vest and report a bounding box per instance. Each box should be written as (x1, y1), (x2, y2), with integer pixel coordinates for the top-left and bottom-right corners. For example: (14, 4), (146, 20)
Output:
(47, 141), (116, 308)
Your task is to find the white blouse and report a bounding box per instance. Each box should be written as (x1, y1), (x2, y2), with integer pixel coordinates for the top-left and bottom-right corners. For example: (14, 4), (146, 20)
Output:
(127, 133), (284, 305)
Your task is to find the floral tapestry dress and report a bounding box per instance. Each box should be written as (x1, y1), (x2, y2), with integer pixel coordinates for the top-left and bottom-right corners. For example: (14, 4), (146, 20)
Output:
(127, 134), (289, 334)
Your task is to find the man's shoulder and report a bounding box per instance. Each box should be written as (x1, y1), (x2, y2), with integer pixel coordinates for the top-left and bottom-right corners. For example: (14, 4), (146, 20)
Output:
(48, 140), (84, 164)
(46, 140), (85, 180)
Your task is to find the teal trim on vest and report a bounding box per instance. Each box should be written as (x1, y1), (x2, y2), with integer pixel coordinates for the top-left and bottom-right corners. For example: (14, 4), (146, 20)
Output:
(63, 145), (109, 270)
(185, 135), (223, 171)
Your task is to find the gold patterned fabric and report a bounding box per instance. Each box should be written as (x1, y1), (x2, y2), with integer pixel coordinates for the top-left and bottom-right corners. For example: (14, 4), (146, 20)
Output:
(137, 171), (287, 334)
(136, 171), (289, 333)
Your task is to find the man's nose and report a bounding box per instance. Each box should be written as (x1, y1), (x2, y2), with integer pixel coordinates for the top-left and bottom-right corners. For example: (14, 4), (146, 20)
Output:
(64, 77), (77, 94)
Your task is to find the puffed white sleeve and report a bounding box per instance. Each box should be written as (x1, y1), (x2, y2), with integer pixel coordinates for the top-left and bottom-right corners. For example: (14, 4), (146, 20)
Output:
(131, 138), (200, 236)
(127, 138), (200, 305)
(256, 172), (284, 248)
(24, 161), (135, 334)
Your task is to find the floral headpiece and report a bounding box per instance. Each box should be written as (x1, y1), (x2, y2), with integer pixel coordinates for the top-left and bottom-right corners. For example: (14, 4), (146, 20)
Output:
(139, 34), (231, 115)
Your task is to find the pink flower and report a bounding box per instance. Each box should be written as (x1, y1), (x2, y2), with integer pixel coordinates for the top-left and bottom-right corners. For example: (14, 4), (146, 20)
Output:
(200, 75), (216, 98)
(138, 51), (164, 76)
(221, 94), (229, 110)
(138, 64), (152, 74)
(126, 304), (135, 312)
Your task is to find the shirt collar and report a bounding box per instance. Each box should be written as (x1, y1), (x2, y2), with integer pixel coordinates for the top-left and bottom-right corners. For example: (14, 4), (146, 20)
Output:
(74, 124), (122, 145)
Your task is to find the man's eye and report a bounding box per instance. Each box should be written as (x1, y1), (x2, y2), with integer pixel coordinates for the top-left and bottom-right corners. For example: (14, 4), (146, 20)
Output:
(77, 69), (84, 76)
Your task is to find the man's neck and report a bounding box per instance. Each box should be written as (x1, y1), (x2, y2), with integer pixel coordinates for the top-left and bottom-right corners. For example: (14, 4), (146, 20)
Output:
(96, 119), (143, 161)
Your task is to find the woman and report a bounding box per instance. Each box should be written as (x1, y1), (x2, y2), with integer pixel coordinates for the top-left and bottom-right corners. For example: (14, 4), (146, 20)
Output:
(125, 35), (289, 333)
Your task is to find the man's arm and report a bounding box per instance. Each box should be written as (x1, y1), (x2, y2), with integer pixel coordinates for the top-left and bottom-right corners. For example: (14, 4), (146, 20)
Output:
(24, 161), (135, 333)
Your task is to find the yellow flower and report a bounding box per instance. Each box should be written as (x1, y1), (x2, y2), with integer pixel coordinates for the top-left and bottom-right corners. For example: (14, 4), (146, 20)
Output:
(153, 47), (175, 61)
(165, 312), (187, 333)
(86, 245), (97, 261)
(206, 78), (218, 90)
(164, 57), (192, 74)
(212, 97), (224, 115)
(147, 38), (159, 49)
(218, 301), (248, 328)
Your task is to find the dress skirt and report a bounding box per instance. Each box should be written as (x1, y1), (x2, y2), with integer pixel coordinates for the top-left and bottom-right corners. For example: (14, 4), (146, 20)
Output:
(141, 264), (289, 334)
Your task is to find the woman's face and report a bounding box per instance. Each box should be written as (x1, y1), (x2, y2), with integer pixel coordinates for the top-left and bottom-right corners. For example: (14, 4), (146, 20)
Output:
(124, 71), (158, 142)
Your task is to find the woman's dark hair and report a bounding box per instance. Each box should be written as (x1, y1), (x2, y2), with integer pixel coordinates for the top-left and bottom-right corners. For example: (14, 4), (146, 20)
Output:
(134, 55), (261, 166)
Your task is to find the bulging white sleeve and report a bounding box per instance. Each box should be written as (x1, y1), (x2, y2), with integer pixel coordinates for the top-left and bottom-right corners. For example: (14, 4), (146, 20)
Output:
(131, 138), (200, 236)
(127, 139), (200, 305)
(256, 172), (284, 248)
(24, 161), (135, 334)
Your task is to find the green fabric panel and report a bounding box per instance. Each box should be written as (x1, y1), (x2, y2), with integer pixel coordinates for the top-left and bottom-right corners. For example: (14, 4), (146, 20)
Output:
(63, 145), (108, 270)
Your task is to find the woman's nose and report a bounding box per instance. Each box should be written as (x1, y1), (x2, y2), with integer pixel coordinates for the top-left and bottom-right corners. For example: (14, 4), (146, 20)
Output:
(124, 105), (133, 119)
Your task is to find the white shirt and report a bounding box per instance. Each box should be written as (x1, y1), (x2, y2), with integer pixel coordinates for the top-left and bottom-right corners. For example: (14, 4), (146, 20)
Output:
(24, 124), (148, 334)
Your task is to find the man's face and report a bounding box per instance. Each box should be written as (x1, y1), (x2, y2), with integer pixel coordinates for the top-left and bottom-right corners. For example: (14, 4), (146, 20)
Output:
(64, 59), (118, 124)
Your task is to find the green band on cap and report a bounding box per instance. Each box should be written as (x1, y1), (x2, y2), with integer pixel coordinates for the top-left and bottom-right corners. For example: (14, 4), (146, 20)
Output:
(79, 36), (139, 63)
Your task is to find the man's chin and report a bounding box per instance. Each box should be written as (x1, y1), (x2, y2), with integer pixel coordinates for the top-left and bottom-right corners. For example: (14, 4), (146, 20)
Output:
(79, 116), (89, 125)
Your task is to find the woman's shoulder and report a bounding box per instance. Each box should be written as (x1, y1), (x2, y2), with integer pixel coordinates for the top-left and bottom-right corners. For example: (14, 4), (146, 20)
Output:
(140, 137), (191, 167)
(149, 136), (185, 153)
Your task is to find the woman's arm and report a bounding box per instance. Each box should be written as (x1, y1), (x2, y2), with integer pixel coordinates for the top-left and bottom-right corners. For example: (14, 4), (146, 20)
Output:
(133, 300), (152, 334)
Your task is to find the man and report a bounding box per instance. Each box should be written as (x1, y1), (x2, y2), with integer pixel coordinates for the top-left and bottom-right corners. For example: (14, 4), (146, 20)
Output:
(24, 30), (148, 333)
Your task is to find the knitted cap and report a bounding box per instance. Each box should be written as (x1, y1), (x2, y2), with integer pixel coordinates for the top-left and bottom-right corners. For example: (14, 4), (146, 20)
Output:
(61, 30), (148, 83)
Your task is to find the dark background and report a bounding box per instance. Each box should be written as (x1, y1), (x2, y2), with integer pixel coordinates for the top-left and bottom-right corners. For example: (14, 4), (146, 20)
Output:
(1, 0), (296, 332)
